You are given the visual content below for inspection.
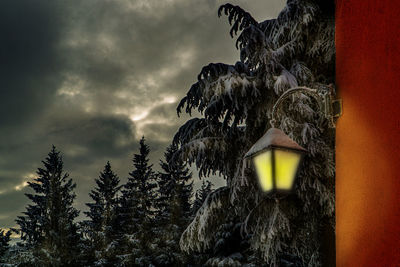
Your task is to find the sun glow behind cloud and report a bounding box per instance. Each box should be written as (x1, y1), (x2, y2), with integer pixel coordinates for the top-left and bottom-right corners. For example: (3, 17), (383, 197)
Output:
(126, 95), (178, 137)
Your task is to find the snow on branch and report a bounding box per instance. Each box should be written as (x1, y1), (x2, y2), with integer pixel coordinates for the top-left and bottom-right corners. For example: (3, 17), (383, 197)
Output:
(177, 62), (259, 128)
(218, 3), (258, 37)
(180, 186), (230, 253)
(274, 69), (298, 95)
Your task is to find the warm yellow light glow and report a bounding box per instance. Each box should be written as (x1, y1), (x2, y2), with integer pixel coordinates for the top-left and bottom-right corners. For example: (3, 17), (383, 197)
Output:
(253, 149), (301, 193)
(274, 149), (301, 190)
(253, 151), (273, 192)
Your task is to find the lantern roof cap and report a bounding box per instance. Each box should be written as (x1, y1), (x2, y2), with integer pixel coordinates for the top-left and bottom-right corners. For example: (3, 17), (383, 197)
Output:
(244, 127), (306, 158)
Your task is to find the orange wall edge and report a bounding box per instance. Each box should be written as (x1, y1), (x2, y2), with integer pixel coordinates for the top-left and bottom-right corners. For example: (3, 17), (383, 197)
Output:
(335, 0), (400, 266)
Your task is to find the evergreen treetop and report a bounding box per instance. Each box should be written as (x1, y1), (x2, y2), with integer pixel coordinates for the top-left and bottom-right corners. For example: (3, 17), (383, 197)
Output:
(84, 161), (121, 232)
(122, 136), (157, 225)
(16, 146), (80, 266)
(82, 161), (121, 265)
(116, 137), (158, 265)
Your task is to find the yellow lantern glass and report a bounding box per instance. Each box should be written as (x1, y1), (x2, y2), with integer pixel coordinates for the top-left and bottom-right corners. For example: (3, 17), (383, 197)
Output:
(253, 150), (273, 191)
(253, 148), (302, 193)
(245, 128), (306, 195)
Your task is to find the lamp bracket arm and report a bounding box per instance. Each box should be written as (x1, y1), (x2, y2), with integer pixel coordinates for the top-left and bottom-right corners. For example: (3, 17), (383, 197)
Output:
(270, 86), (342, 128)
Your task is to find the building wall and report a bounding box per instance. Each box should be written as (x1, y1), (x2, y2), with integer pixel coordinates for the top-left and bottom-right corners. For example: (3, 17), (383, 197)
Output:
(336, 0), (400, 266)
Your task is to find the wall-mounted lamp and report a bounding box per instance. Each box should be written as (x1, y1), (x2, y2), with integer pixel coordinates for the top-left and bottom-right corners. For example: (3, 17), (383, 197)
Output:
(245, 86), (342, 196)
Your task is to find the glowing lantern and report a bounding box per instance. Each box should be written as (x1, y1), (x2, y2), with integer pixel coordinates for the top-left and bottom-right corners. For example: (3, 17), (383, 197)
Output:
(244, 128), (306, 195)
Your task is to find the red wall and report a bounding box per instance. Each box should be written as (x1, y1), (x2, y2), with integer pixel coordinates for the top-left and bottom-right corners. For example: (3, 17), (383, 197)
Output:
(336, 0), (400, 266)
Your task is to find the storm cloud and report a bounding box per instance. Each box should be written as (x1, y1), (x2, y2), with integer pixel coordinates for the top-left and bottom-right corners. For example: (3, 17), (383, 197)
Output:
(0, 0), (284, 231)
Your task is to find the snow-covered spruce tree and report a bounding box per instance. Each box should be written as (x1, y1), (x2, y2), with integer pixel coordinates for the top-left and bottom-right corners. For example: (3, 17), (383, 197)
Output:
(16, 146), (81, 266)
(82, 161), (121, 266)
(175, 1), (335, 266)
(116, 136), (157, 266)
(192, 180), (213, 216)
(153, 144), (193, 266)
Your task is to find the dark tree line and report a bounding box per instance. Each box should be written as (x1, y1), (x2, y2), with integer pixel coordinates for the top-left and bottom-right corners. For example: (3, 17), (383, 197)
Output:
(1, 138), (214, 266)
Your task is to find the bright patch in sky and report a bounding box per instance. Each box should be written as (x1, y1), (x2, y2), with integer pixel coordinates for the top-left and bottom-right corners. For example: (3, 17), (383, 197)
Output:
(130, 111), (149, 121)
(0, 173), (34, 195)
(127, 95), (177, 122)
(14, 182), (29, 191)
(58, 74), (86, 97)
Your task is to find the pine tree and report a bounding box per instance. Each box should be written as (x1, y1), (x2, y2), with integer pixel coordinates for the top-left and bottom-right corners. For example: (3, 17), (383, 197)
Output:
(175, 1), (335, 266)
(117, 136), (157, 265)
(153, 144), (193, 266)
(157, 144), (193, 227)
(82, 161), (121, 266)
(192, 180), (213, 215)
(0, 228), (11, 259)
(16, 146), (80, 266)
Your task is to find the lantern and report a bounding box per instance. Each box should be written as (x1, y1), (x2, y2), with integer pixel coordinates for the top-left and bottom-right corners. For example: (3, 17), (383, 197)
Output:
(244, 128), (306, 195)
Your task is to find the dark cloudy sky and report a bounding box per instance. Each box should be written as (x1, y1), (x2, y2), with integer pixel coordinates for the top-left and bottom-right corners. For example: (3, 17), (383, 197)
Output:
(0, 0), (284, 233)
